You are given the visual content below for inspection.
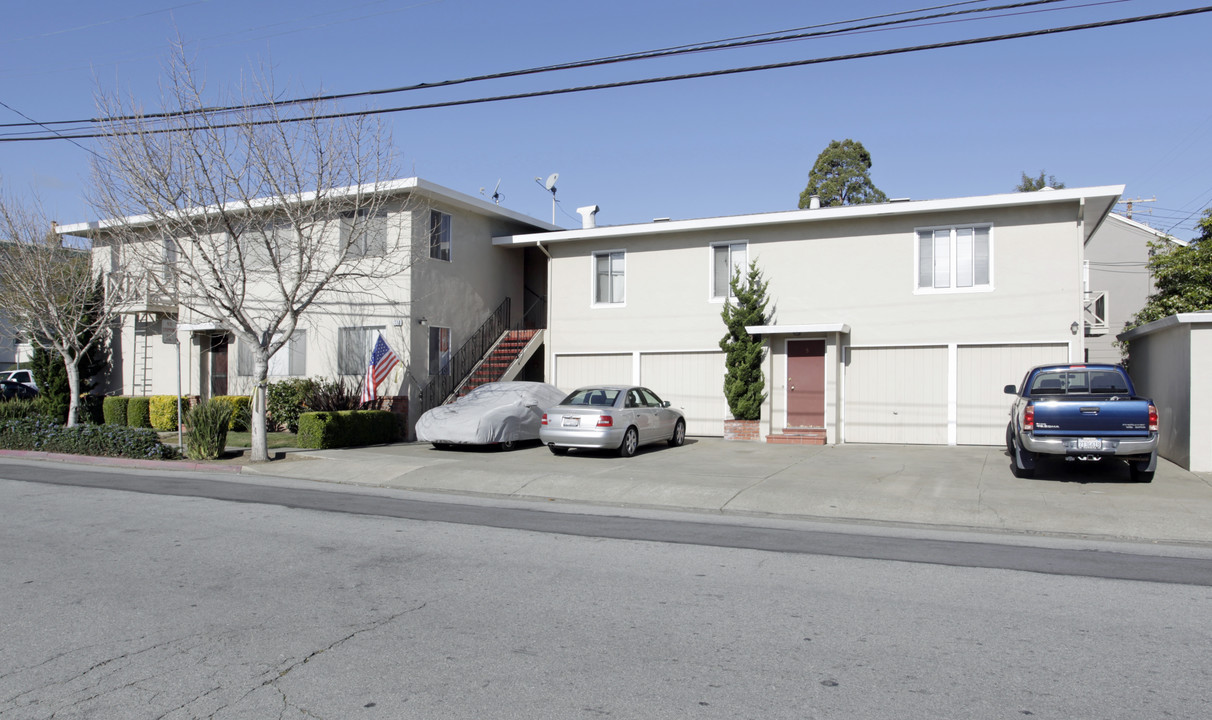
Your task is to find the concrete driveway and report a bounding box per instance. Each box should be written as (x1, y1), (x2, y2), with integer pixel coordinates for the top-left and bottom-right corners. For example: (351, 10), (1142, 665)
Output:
(245, 439), (1212, 545)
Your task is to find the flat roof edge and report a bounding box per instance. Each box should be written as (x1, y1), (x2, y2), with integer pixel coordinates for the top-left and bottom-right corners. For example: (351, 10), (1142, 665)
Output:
(1117, 312), (1212, 341)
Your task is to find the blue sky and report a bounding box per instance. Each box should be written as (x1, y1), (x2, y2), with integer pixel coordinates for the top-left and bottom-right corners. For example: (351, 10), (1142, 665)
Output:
(2, 0), (1210, 239)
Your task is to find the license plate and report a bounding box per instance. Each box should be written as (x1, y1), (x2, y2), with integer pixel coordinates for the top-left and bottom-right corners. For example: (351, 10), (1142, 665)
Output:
(1077, 437), (1101, 451)
(562, 417), (580, 427)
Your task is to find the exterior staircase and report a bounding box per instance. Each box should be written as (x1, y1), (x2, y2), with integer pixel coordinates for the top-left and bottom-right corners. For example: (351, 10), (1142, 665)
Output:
(455, 329), (542, 399)
(765, 427), (827, 445)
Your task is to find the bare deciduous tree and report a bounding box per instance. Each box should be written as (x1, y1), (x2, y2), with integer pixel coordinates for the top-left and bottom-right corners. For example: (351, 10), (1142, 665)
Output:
(88, 47), (411, 462)
(0, 186), (115, 426)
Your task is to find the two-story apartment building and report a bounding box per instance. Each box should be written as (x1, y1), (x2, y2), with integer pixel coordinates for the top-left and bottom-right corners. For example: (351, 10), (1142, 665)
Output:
(58, 178), (555, 429)
(494, 186), (1124, 446)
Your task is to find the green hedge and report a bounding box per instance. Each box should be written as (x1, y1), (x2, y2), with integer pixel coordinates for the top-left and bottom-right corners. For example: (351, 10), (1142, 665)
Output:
(297, 410), (396, 449)
(0, 417), (177, 459)
(103, 396), (129, 425)
(150, 395), (188, 431)
(212, 395), (252, 431)
(127, 397), (151, 429)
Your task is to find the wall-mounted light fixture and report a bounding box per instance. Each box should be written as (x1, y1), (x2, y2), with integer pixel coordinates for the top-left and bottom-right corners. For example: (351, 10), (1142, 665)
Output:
(418, 317), (428, 326)
(1070, 321), (1080, 335)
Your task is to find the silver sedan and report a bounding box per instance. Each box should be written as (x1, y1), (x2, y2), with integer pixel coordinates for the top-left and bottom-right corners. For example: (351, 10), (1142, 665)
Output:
(539, 385), (686, 457)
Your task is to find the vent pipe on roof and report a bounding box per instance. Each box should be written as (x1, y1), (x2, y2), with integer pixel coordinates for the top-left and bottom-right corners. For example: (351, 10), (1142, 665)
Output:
(808, 195), (821, 210)
(576, 205), (600, 229)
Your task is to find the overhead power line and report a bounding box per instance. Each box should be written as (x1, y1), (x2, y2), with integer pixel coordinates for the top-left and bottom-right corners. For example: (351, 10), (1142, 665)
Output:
(2, 5), (1209, 143)
(0, 0), (1102, 131)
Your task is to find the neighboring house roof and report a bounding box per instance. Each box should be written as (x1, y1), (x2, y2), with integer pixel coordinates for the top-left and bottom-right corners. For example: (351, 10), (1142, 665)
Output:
(55, 177), (558, 236)
(1097, 212), (1188, 247)
(493, 185), (1125, 247)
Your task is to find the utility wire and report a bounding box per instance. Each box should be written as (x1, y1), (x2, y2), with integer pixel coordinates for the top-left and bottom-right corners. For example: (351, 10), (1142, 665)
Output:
(1, 6), (1208, 143)
(0, 0), (1092, 131)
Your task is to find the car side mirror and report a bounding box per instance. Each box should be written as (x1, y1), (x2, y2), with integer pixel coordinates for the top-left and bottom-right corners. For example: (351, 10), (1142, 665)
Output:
(660, 401), (671, 408)
(1003, 384), (1017, 395)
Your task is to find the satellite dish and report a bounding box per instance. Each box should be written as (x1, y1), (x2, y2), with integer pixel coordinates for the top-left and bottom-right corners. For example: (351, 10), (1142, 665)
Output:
(545, 173), (559, 191)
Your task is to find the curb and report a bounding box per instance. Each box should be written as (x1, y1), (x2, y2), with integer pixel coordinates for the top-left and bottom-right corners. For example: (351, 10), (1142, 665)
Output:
(0, 449), (246, 474)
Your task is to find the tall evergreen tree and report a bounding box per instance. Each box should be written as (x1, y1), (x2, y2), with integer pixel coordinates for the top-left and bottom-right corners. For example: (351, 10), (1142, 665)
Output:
(28, 276), (109, 423)
(719, 261), (770, 421)
(798, 139), (888, 208)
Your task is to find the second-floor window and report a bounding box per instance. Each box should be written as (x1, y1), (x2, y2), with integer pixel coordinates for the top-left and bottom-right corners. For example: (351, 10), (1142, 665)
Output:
(915, 225), (992, 292)
(430, 210), (451, 261)
(342, 209), (388, 258)
(711, 241), (747, 299)
(593, 250), (625, 305)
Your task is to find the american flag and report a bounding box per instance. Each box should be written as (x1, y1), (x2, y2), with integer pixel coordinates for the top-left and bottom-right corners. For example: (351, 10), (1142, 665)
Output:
(361, 334), (400, 405)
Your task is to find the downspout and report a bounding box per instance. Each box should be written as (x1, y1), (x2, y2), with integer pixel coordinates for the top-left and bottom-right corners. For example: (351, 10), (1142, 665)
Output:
(536, 240), (553, 384)
(1076, 198), (1087, 362)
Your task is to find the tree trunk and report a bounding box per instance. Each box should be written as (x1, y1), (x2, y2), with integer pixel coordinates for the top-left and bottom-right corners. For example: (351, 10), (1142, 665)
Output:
(63, 351), (81, 428)
(249, 355), (270, 462)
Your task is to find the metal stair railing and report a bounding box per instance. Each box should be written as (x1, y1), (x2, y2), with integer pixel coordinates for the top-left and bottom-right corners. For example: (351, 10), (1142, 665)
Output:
(417, 298), (510, 414)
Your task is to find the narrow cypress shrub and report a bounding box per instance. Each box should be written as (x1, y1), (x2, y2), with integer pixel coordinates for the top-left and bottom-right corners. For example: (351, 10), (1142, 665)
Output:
(719, 260), (771, 421)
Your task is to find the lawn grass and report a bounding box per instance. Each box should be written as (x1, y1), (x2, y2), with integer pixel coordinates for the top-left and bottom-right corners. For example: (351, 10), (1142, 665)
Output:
(224, 431), (297, 449)
(158, 430), (297, 449)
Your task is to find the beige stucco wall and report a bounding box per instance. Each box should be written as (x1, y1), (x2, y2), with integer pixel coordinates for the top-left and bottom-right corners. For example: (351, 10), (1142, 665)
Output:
(543, 202), (1086, 439)
(1121, 315), (1212, 471)
(1084, 215), (1163, 363)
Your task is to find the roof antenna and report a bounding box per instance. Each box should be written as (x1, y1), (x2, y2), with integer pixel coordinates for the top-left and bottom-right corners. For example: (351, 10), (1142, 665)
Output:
(480, 179), (502, 205)
(534, 173), (558, 224)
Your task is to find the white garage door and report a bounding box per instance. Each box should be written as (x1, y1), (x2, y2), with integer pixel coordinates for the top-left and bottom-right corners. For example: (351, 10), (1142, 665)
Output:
(553, 353), (632, 392)
(640, 352), (726, 437)
(844, 346), (948, 444)
(956, 343), (1070, 445)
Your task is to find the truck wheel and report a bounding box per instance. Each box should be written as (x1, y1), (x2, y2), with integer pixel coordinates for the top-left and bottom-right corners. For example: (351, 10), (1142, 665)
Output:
(1129, 461), (1154, 483)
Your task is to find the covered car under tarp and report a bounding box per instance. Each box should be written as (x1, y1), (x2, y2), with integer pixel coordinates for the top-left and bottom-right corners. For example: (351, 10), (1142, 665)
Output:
(415, 381), (566, 447)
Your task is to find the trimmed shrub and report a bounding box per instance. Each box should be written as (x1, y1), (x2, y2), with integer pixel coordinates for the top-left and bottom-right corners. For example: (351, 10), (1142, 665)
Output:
(297, 410), (395, 449)
(127, 397), (151, 429)
(0, 417), (177, 460)
(212, 395), (252, 431)
(0, 396), (58, 422)
(103, 396), (130, 426)
(78, 395), (105, 424)
(150, 395), (187, 431)
(184, 398), (233, 460)
(267, 378), (317, 433)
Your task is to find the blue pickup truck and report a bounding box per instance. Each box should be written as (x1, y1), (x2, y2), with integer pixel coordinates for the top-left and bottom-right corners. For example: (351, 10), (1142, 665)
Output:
(1004, 364), (1158, 482)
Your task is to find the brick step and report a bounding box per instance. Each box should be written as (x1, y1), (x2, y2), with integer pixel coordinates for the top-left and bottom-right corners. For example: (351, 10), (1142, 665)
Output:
(766, 428), (827, 445)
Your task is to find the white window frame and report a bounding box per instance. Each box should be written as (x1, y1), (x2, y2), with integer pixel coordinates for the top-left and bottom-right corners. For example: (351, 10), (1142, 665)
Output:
(240, 332), (308, 377)
(429, 210), (452, 262)
(709, 241), (748, 301)
(342, 209), (388, 259)
(591, 249), (626, 307)
(338, 326), (386, 375)
(913, 224), (994, 294)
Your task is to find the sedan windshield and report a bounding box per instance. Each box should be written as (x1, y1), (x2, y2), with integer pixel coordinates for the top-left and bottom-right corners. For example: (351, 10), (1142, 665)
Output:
(561, 388), (621, 406)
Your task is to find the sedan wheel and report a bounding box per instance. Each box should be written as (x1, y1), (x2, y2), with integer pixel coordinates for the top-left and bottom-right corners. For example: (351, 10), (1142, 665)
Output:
(668, 419), (685, 447)
(619, 427), (639, 458)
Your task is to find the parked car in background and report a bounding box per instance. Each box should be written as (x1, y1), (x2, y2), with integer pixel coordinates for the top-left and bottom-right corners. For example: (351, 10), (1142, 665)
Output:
(0, 380), (38, 401)
(416, 381), (567, 450)
(1005, 363), (1158, 481)
(540, 385), (686, 457)
(0, 370), (37, 389)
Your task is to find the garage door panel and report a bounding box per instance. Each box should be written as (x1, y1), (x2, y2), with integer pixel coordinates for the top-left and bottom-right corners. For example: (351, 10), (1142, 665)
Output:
(640, 352), (725, 437)
(845, 346), (948, 444)
(554, 354), (632, 392)
(956, 343), (1069, 445)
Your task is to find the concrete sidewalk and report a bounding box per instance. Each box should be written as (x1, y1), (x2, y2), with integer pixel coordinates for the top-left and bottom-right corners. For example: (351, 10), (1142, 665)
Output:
(240, 439), (1212, 545)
